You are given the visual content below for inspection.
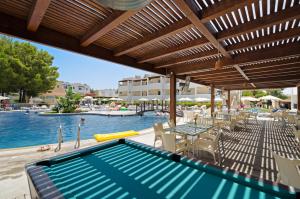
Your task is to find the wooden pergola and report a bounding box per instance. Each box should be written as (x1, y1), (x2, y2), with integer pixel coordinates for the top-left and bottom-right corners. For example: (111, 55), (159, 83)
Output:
(0, 0), (299, 122)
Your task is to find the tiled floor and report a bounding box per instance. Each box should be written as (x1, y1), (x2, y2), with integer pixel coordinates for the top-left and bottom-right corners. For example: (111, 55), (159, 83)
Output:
(198, 119), (300, 182)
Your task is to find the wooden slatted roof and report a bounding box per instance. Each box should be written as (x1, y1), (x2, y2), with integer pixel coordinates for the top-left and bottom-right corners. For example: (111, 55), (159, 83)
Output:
(0, 0), (299, 90)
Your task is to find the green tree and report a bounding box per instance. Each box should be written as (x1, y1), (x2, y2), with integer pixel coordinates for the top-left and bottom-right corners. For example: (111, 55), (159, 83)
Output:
(266, 89), (288, 99)
(55, 87), (81, 113)
(0, 36), (59, 101)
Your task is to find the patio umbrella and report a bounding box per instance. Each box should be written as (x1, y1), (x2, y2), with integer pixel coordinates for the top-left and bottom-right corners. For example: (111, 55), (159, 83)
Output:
(178, 97), (193, 102)
(194, 97), (209, 102)
(109, 97), (123, 101)
(151, 98), (159, 101)
(101, 98), (108, 101)
(83, 96), (93, 100)
(259, 95), (281, 101)
(138, 98), (149, 101)
(0, 96), (9, 100)
(214, 97), (222, 102)
(241, 96), (259, 101)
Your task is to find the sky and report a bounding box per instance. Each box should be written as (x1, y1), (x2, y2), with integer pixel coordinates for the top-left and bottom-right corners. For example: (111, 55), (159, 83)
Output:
(10, 36), (151, 90)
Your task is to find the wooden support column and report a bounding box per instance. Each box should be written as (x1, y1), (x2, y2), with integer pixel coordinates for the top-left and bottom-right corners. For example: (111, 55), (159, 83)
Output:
(297, 85), (300, 113)
(211, 84), (215, 116)
(227, 90), (231, 113)
(170, 73), (176, 125)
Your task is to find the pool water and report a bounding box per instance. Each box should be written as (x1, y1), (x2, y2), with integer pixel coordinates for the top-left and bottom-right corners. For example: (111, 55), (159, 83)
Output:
(0, 112), (166, 149)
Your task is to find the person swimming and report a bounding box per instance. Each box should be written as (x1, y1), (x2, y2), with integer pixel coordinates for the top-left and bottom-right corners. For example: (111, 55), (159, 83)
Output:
(80, 117), (85, 124)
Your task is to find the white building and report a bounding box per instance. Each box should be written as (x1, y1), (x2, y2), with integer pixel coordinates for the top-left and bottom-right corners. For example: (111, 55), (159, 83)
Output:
(118, 74), (213, 102)
(61, 82), (91, 95)
(95, 89), (118, 97)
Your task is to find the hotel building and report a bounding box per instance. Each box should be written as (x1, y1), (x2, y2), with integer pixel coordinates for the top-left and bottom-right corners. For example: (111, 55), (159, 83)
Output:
(118, 74), (213, 102)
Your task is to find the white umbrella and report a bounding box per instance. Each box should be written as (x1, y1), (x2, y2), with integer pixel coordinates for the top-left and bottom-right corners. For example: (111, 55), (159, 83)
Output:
(151, 98), (159, 101)
(178, 97), (193, 102)
(83, 96), (93, 100)
(214, 97), (222, 102)
(109, 97), (123, 101)
(138, 98), (149, 101)
(0, 96), (9, 100)
(259, 95), (281, 101)
(194, 97), (209, 102)
(101, 98), (108, 101)
(241, 96), (259, 101)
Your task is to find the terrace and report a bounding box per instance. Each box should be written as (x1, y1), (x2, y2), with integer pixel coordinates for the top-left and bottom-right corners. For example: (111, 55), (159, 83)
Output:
(0, 0), (299, 198)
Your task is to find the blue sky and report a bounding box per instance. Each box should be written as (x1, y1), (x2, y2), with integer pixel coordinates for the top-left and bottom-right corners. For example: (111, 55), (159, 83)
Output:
(10, 36), (151, 90)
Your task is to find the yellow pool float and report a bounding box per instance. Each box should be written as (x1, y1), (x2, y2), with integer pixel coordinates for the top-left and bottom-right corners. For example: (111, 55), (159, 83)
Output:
(94, 130), (139, 142)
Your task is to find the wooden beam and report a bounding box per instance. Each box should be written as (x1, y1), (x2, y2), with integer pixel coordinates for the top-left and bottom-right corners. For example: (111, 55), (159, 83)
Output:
(214, 74), (300, 86)
(191, 58), (300, 78)
(227, 90), (230, 113)
(114, 18), (192, 56)
(211, 84), (215, 117)
(168, 61), (215, 74)
(173, 0), (230, 58)
(297, 86), (300, 112)
(200, 0), (258, 23)
(138, 38), (209, 63)
(0, 12), (164, 75)
(170, 73), (176, 125)
(156, 49), (218, 68)
(226, 28), (300, 52)
(155, 28), (300, 68)
(217, 4), (300, 41)
(194, 62), (300, 80)
(171, 43), (300, 74)
(81, 10), (137, 47)
(27, 0), (51, 32)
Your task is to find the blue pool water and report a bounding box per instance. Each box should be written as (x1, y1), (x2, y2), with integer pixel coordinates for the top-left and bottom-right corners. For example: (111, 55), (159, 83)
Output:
(0, 112), (167, 149)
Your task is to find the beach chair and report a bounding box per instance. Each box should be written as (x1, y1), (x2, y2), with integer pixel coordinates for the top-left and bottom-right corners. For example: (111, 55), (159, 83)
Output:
(272, 152), (300, 189)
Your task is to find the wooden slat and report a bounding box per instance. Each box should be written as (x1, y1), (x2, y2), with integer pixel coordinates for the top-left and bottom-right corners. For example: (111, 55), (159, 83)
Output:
(173, 0), (231, 58)
(200, 0), (258, 23)
(217, 5), (300, 41)
(0, 12), (164, 75)
(155, 28), (300, 68)
(81, 10), (137, 47)
(138, 38), (209, 63)
(156, 49), (218, 68)
(214, 74), (300, 86)
(171, 43), (300, 74)
(226, 28), (300, 52)
(190, 58), (300, 78)
(114, 18), (192, 56)
(27, 0), (51, 31)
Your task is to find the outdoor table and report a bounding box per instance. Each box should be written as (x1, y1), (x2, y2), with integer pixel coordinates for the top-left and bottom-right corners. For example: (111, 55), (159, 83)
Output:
(165, 123), (212, 158)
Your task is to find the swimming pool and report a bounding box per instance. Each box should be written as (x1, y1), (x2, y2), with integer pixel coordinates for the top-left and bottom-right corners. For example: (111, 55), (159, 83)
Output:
(0, 112), (167, 149)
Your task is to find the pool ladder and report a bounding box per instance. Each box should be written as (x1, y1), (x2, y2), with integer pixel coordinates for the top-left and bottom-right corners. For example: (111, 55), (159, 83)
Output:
(54, 125), (63, 152)
(54, 124), (81, 152)
(74, 124), (81, 149)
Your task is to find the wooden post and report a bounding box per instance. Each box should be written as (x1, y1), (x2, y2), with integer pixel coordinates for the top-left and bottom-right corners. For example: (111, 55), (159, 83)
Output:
(227, 90), (231, 113)
(211, 84), (215, 117)
(170, 73), (176, 125)
(297, 85), (300, 113)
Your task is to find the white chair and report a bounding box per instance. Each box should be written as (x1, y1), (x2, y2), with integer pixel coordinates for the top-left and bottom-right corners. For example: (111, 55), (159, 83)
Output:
(153, 123), (164, 147)
(272, 152), (300, 189)
(161, 133), (186, 154)
(195, 132), (220, 163)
